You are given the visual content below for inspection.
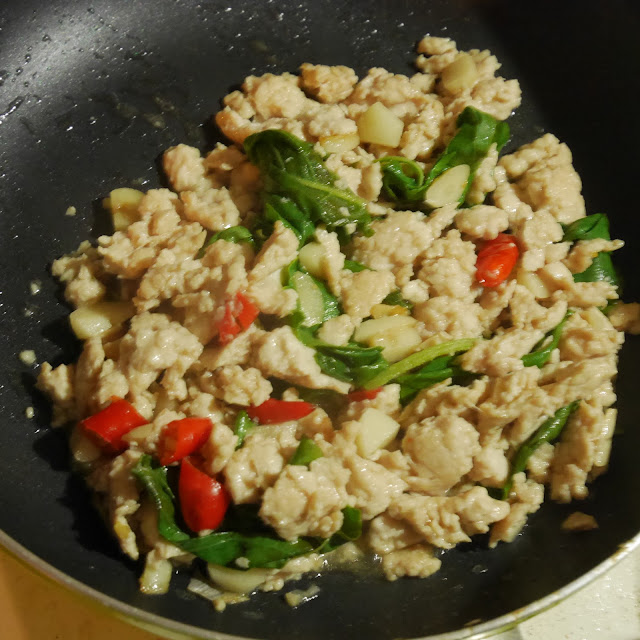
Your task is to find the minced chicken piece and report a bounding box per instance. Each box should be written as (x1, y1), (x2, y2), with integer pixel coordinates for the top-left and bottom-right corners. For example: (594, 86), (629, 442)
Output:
(51, 240), (107, 307)
(381, 545), (442, 581)
(300, 63), (358, 104)
(489, 473), (544, 547)
(499, 134), (585, 224)
(402, 415), (480, 494)
(561, 512), (599, 532)
(259, 457), (351, 540)
(252, 326), (351, 394)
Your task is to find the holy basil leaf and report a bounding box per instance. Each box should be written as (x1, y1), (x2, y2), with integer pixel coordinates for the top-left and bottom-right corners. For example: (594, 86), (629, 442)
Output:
(244, 130), (373, 243)
(234, 411), (256, 449)
(182, 532), (312, 569)
(270, 195), (317, 242)
(378, 156), (426, 202)
(521, 310), (573, 368)
(501, 402), (579, 500)
(179, 532), (247, 566)
(252, 194), (317, 246)
(362, 338), (477, 390)
(381, 290), (414, 309)
(379, 106), (510, 205)
(320, 343), (388, 366)
(131, 454), (190, 544)
(314, 350), (353, 383)
(292, 386), (349, 415)
(573, 253), (619, 287)
(316, 343), (388, 387)
(295, 325), (388, 386)
(313, 507), (362, 554)
(335, 506), (362, 541)
(343, 259), (370, 272)
(220, 504), (269, 535)
(561, 214), (610, 242)
(289, 435), (324, 466)
(268, 377), (348, 415)
(241, 537), (315, 569)
(132, 455), (345, 570)
(208, 225), (255, 246)
(315, 280), (342, 321)
(561, 214), (620, 287)
(198, 225), (255, 258)
(395, 354), (473, 405)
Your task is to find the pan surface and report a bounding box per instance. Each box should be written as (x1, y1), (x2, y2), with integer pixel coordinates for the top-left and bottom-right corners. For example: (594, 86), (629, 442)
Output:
(1, 1), (639, 638)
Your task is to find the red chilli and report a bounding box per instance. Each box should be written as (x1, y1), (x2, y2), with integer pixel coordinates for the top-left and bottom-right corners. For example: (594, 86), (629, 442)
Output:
(347, 388), (383, 402)
(246, 398), (315, 424)
(218, 292), (259, 345)
(475, 233), (519, 288)
(178, 457), (230, 532)
(80, 397), (147, 453)
(157, 417), (213, 466)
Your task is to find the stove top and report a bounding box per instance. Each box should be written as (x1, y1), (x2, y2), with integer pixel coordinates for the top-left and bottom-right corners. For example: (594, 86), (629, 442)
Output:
(496, 546), (640, 640)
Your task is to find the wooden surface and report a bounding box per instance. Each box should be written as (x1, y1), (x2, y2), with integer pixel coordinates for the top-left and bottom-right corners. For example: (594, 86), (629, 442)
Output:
(0, 548), (164, 640)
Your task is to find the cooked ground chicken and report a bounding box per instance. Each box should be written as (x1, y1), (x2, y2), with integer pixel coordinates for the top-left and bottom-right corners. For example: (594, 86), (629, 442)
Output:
(561, 511), (599, 532)
(37, 36), (638, 603)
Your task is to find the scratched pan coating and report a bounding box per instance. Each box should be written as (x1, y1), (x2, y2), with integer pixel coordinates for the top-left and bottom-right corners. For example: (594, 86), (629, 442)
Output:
(1, 1), (639, 638)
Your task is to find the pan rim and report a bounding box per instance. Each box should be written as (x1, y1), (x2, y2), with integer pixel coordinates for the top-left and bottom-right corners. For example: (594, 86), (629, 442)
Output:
(2, 527), (639, 640)
(1, 2), (639, 637)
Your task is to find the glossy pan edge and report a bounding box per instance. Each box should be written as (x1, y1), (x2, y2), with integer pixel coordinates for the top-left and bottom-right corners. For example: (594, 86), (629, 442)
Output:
(2, 0), (640, 638)
(3, 529), (639, 640)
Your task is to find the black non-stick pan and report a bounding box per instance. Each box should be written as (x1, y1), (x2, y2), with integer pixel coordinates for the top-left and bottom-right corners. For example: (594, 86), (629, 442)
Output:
(1, 1), (639, 638)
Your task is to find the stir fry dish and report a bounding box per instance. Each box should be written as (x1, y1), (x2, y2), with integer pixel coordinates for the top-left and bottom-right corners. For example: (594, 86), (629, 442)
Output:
(37, 36), (640, 608)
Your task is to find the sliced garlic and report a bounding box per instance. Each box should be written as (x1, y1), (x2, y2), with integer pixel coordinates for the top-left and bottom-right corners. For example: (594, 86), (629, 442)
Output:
(357, 102), (404, 147)
(425, 164), (470, 208)
(441, 53), (478, 94)
(319, 132), (360, 154)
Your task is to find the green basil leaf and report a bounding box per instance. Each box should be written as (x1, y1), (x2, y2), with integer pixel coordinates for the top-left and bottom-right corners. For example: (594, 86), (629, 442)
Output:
(131, 455), (190, 544)
(501, 401), (580, 500)
(242, 537), (315, 569)
(396, 354), (478, 404)
(320, 343), (386, 366)
(220, 504), (268, 535)
(313, 351), (354, 383)
(179, 532), (247, 566)
(343, 259), (370, 272)
(244, 130), (373, 244)
(289, 435), (324, 467)
(561, 214), (620, 287)
(313, 507), (362, 554)
(267, 195), (317, 243)
(198, 225), (255, 258)
(362, 338), (477, 390)
(379, 106), (510, 205)
(292, 386), (348, 415)
(561, 214), (610, 242)
(396, 355), (459, 402)
(295, 325), (388, 386)
(521, 310), (573, 368)
(234, 411), (257, 449)
(573, 252), (619, 287)
(378, 157), (426, 202)
(381, 290), (414, 309)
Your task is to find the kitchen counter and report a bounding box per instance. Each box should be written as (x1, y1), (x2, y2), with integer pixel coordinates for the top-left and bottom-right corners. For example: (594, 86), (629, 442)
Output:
(0, 544), (638, 640)
(0, 549), (163, 640)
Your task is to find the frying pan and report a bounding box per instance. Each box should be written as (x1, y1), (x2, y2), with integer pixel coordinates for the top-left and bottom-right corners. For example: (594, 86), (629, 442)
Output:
(1, 1), (639, 638)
